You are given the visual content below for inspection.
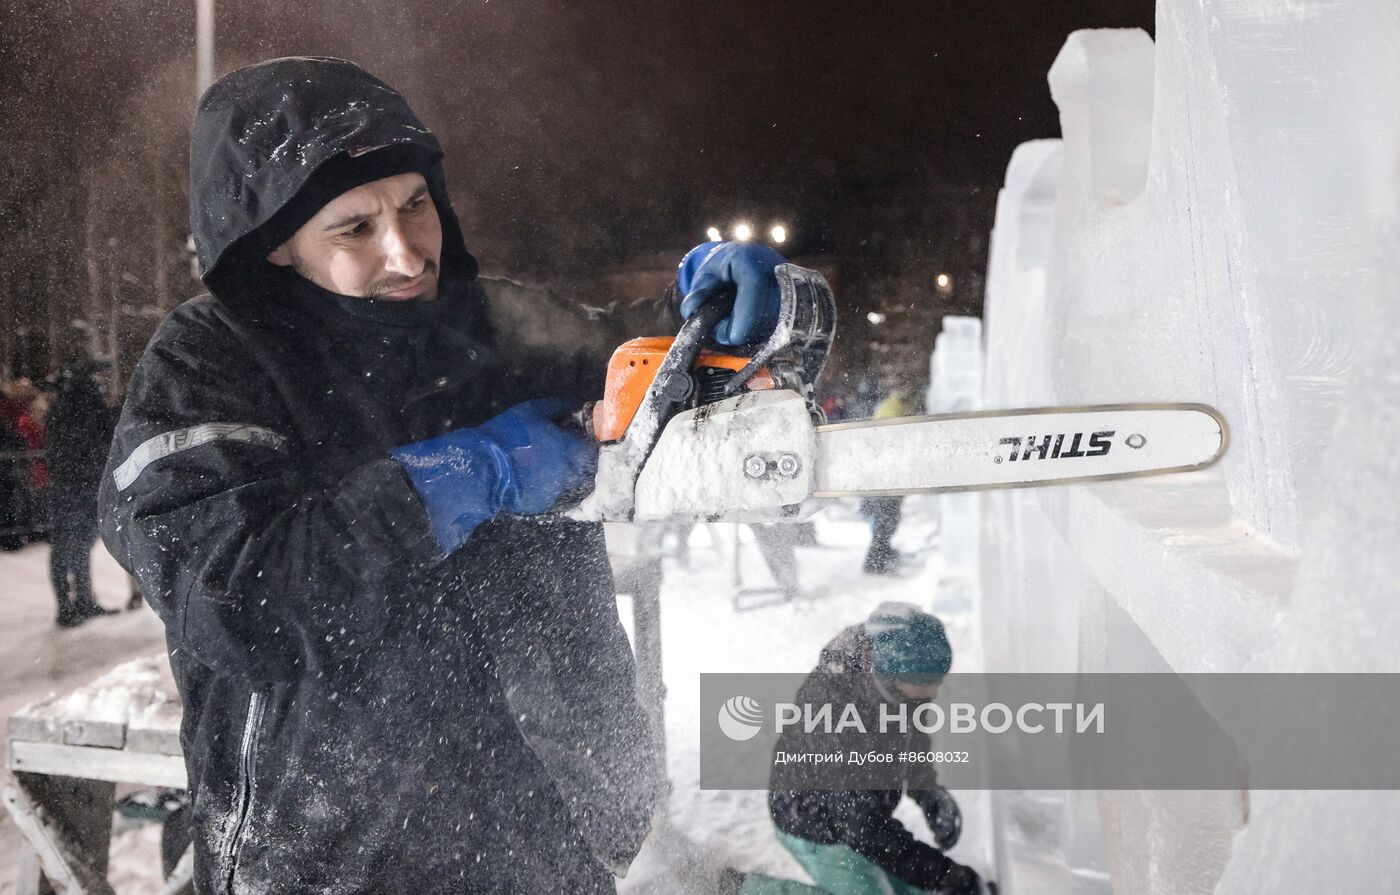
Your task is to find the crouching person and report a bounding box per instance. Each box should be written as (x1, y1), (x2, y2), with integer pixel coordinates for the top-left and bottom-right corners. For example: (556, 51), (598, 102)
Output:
(760, 603), (981, 895)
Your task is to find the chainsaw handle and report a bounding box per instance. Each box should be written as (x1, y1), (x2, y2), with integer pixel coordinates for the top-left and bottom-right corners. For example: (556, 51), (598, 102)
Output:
(621, 293), (733, 454)
(671, 291), (734, 366)
(724, 263), (836, 397)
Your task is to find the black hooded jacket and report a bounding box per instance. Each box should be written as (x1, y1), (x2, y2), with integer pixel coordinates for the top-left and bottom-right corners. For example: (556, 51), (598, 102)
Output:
(99, 57), (658, 894)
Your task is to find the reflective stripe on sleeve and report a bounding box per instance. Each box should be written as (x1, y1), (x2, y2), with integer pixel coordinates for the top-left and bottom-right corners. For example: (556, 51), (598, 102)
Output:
(112, 423), (291, 492)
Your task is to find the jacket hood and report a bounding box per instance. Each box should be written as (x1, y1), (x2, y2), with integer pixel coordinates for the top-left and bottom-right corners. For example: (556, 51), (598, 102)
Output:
(189, 56), (478, 296)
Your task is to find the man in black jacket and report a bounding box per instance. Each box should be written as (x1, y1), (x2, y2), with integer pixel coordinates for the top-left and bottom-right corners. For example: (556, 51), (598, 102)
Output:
(765, 603), (981, 895)
(100, 57), (665, 893)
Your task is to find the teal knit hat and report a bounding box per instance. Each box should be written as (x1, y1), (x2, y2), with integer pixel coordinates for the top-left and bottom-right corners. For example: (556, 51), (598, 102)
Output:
(866, 602), (953, 682)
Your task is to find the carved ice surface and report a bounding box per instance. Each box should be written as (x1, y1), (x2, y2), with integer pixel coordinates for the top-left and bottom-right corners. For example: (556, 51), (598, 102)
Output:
(980, 3), (1400, 892)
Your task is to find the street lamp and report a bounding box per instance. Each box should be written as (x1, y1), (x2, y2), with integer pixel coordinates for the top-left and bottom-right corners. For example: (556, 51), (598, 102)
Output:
(733, 222), (753, 241)
(195, 0), (215, 102)
(187, 0), (215, 284)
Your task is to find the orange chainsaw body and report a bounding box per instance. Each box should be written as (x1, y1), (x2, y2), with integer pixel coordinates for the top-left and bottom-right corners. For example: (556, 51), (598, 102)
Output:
(592, 337), (774, 443)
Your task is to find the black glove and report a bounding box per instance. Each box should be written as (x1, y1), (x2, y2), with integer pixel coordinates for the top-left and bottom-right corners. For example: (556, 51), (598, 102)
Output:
(912, 786), (962, 850)
(937, 862), (982, 895)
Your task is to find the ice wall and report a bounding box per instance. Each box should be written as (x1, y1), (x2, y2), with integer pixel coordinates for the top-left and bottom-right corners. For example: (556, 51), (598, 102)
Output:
(980, 2), (1400, 893)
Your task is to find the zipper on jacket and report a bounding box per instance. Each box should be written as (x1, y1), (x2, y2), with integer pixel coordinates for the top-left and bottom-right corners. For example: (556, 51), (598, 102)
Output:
(223, 690), (267, 894)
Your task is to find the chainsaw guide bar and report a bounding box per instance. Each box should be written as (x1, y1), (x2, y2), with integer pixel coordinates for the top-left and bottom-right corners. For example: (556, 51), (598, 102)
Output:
(812, 402), (1228, 497)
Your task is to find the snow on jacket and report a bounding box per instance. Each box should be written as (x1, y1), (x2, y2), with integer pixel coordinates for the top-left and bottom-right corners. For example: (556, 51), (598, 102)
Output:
(99, 56), (658, 895)
(768, 623), (961, 891)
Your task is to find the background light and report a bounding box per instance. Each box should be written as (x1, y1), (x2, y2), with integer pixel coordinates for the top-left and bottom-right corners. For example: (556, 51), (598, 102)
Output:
(733, 222), (753, 241)
(770, 224), (787, 244)
(867, 311), (886, 325)
(936, 272), (953, 294)
(706, 226), (722, 242)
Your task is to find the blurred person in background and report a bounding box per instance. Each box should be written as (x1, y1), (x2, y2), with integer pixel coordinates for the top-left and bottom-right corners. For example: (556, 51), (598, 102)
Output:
(861, 389), (912, 574)
(0, 390), (27, 550)
(1, 378), (48, 549)
(47, 361), (118, 627)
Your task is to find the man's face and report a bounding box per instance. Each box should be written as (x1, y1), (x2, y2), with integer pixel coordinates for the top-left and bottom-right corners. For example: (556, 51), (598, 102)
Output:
(267, 172), (443, 301)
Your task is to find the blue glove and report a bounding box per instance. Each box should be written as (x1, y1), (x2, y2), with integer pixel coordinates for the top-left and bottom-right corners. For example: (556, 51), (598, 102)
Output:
(677, 240), (786, 346)
(390, 398), (597, 554)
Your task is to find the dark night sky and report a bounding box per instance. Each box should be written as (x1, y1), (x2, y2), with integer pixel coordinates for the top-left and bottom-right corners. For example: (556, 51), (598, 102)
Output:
(0, 0), (1154, 377)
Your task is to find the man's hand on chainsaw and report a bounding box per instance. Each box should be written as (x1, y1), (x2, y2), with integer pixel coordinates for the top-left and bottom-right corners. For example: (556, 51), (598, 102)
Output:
(478, 399), (597, 515)
(390, 398), (597, 554)
(677, 240), (787, 346)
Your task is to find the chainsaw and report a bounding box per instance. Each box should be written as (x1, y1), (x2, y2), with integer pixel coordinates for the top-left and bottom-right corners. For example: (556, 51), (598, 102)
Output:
(567, 264), (1227, 523)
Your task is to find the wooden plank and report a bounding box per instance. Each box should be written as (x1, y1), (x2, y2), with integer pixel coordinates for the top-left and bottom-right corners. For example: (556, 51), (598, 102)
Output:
(125, 699), (185, 757)
(9, 655), (181, 752)
(3, 780), (117, 895)
(117, 657), (182, 749)
(8, 742), (187, 789)
(7, 694), (65, 746)
(17, 844), (43, 895)
(61, 720), (124, 750)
